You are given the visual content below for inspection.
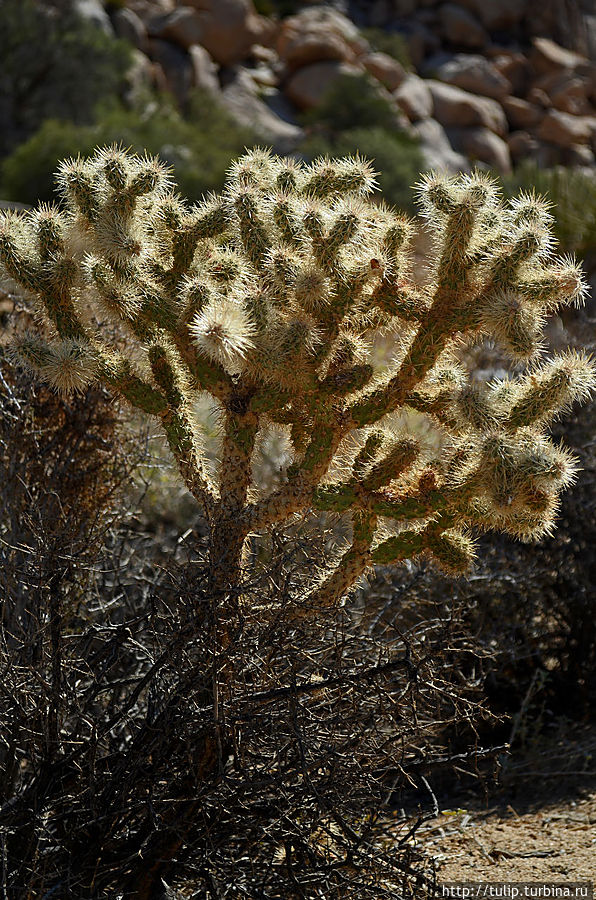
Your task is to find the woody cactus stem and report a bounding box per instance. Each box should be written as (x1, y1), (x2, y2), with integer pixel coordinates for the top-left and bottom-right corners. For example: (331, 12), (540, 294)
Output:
(2, 147), (595, 612)
(211, 405), (258, 598)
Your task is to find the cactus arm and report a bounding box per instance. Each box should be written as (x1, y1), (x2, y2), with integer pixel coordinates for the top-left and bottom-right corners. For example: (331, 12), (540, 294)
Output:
(348, 315), (456, 428)
(298, 513), (376, 616)
(161, 407), (217, 514)
(148, 339), (217, 512)
(348, 202), (479, 430)
(0, 216), (86, 341)
(244, 410), (345, 532)
(370, 529), (427, 565)
(172, 324), (233, 402)
(99, 354), (169, 415)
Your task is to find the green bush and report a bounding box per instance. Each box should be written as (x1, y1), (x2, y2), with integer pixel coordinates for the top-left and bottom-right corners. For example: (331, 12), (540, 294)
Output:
(503, 163), (596, 260)
(0, 0), (131, 157)
(300, 127), (422, 213)
(299, 74), (422, 212)
(361, 27), (412, 71)
(1, 93), (258, 205)
(302, 73), (403, 134)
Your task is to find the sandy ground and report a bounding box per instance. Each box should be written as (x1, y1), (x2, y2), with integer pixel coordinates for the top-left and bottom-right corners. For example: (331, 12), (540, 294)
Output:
(419, 791), (596, 881)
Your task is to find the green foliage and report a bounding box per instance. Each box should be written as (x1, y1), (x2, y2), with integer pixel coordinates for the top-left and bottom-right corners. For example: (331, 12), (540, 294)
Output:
(0, 0), (131, 157)
(503, 163), (596, 260)
(1, 93), (258, 205)
(302, 73), (402, 134)
(361, 27), (412, 70)
(300, 74), (422, 212)
(300, 126), (423, 213)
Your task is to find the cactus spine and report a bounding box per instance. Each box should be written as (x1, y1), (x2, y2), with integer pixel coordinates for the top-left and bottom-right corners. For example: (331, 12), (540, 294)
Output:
(1, 147), (594, 610)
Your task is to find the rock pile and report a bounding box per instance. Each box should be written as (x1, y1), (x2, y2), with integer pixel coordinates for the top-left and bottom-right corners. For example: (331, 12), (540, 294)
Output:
(102, 0), (596, 175)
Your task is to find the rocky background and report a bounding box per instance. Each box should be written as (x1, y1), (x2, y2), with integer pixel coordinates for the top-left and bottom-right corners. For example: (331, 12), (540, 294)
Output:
(2, 0), (596, 310)
(96, 0), (596, 174)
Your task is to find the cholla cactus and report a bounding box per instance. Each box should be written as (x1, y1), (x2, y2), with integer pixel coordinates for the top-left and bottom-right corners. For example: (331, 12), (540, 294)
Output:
(1, 146), (594, 611)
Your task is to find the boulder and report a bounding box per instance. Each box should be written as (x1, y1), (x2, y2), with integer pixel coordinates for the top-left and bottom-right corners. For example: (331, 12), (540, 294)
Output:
(184, 0), (264, 66)
(448, 126), (512, 172)
(148, 38), (194, 105)
(112, 8), (148, 51)
(127, 0), (175, 21)
(276, 30), (353, 72)
(412, 117), (469, 172)
(74, 0), (113, 35)
(312, 8), (368, 55)
(253, 16), (278, 50)
(432, 54), (511, 99)
(457, 0), (527, 30)
(251, 44), (279, 66)
(222, 70), (303, 153)
(188, 44), (220, 94)
(526, 86), (552, 110)
(489, 49), (531, 95)
(393, 73), (433, 121)
(561, 144), (595, 167)
(284, 61), (362, 110)
(403, 23), (441, 68)
(530, 37), (589, 77)
(148, 7), (203, 50)
(277, 8), (366, 71)
(362, 53), (406, 91)
(438, 4), (488, 50)
(122, 48), (155, 105)
(501, 97), (544, 131)
(244, 64), (278, 89)
(533, 72), (592, 116)
(536, 109), (596, 147)
(427, 80), (508, 136)
(507, 130), (539, 162)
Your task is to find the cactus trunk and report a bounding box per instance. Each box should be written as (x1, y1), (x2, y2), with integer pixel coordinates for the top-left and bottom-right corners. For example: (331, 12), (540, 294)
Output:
(209, 407), (257, 605)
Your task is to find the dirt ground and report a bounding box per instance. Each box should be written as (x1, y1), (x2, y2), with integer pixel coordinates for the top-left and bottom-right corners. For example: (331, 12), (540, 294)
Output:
(415, 723), (596, 883)
(421, 791), (596, 881)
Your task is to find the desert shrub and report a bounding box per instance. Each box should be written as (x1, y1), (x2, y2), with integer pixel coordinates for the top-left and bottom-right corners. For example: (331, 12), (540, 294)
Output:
(0, 147), (592, 897)
(1, 92), (257, 205)
(0, 0), (131, 157)
(474, 400), (596, 720)
(0, 348), (489, 898)
(503, 163), (596, 261)
(0, 346), (149, 630)
(301, 126), (423, 212)
(302, 73), (404, 134)
(300, 74), (422, 211)
(0, 345), (488, 899)
(361, 27), (413, 70)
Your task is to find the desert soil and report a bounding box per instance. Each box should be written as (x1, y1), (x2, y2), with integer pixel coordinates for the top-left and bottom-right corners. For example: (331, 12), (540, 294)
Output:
(420, 791), (596, 881)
